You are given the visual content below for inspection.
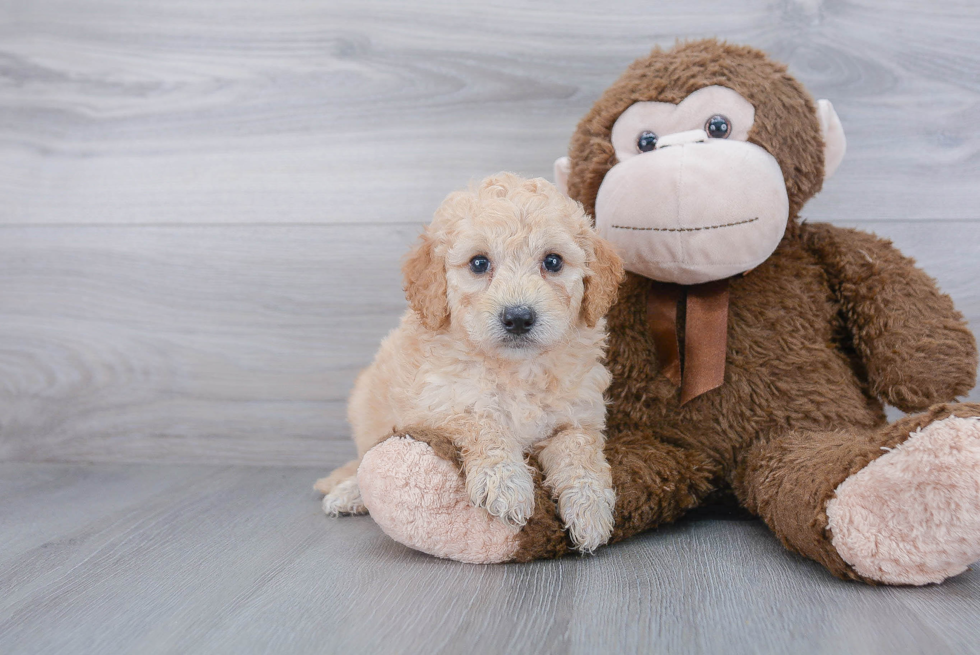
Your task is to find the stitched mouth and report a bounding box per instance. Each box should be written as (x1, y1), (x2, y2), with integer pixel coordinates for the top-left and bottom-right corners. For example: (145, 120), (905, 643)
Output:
(610, 217), (759, 232)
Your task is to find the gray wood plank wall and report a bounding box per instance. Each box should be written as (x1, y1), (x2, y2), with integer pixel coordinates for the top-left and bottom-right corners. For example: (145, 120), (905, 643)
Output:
(1, 0), (979, 465)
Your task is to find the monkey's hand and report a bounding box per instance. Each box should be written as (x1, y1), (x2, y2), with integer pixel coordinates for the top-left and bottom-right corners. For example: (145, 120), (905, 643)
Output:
(803, 222), (977, 412)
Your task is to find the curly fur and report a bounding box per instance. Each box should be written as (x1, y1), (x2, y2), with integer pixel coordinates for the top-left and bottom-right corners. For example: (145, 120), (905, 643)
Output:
(318, 173), (624, 552)
(350, 40), (980, 584)
(402, 230), (450, 331)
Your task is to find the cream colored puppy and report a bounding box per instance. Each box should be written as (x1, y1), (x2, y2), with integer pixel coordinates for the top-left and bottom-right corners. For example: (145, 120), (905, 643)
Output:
(315, 173), (624, 552)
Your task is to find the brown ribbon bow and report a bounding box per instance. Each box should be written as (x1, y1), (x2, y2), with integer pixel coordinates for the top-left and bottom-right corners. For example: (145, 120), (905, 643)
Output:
(646, 279), (730, 405)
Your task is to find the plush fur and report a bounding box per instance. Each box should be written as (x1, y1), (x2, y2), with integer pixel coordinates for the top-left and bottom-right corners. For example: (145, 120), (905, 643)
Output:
(354, 40), (980, 584)
(318, 173), (625, 552)
(358, 434), (521, 563)
(565, 40), (825, 221)
(826, 415), (980, 585)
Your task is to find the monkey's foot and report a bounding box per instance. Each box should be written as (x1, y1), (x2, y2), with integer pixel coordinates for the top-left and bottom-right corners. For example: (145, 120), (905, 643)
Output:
(358, 435), (521, 563)
(827, 416), (980, 585)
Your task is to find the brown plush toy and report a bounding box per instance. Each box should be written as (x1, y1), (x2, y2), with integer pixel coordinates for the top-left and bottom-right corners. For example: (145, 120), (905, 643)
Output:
(353, 39), (980, 585)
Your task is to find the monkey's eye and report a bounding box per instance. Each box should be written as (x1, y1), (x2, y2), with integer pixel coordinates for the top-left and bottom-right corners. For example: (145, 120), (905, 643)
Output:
(705, 115), (731, 139)
(636, 131), (658, 152)
(543, 253), (563, 273)
(469, 255), (490, 274)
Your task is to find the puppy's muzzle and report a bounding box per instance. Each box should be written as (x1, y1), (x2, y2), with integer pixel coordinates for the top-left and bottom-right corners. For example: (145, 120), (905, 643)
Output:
(501, 306), (535, 336)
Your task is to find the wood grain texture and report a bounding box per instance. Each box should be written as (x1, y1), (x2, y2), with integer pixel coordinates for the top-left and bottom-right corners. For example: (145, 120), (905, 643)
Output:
(0, 220), (977, 465)
(0, 223), (415, 465)
(1, 462), (979, 655)
(2, 3), (978, 652)
(0, 0), (978, 226)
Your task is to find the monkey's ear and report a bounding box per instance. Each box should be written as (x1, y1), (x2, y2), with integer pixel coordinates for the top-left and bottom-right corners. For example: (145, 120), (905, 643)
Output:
(554, 156), (572, 196)
(817, 99), (846, 179)
(402, 231), (450, 330)
(581, 234), (625, 329)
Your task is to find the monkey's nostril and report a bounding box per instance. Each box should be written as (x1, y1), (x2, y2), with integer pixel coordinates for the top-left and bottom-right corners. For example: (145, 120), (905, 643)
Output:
(501, 306), (535, 335)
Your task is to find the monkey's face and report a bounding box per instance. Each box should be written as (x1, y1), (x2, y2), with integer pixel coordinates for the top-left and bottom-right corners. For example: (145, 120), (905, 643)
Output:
(594, 85), (789, 285)
(556, 42), (847, 286)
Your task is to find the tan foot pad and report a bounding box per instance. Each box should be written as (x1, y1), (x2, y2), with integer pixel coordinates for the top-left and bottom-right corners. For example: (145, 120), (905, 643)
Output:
(358, 436), (520, 564)
(827, 416), (980, 585)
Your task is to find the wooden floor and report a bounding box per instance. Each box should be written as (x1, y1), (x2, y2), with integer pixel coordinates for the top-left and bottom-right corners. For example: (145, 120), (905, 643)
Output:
(3, 462), (980, 655)
(2, 0), (980, 652)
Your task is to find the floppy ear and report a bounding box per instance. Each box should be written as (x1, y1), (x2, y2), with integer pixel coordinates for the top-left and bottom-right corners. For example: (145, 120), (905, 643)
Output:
(402, 230), (450, 330)
(581, 234), (624, 328)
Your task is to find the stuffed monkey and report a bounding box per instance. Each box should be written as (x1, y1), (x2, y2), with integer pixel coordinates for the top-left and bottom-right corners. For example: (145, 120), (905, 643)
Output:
(352, 40), (980, 585)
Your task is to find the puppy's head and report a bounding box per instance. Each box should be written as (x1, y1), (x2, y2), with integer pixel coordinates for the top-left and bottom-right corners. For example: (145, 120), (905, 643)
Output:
(403, 173), (624, 357)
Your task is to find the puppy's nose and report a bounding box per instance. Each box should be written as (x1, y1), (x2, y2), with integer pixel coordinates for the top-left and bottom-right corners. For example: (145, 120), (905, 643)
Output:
(501, 306), (535, 335)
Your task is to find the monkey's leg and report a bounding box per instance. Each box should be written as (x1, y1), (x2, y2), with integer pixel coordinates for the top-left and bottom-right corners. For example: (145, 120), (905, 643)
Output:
(734, 403), (980, 585)
(357, 427), (718, 563)
(603, 434), (720, 544)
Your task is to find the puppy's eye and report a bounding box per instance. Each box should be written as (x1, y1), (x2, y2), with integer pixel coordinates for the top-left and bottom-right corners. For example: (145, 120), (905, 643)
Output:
(543, 253), (563, 273)
(469, 255), (490, 274)
(637, 131), (658, 152)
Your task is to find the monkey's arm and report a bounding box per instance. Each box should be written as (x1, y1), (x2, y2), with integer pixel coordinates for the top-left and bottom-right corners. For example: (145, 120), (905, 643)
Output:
(802, 222), (977, 412)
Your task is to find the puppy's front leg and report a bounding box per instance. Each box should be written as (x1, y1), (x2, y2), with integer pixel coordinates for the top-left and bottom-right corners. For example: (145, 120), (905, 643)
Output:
(315, 459), (368, 516)
(449, 417), (535, 526)
(537, 427), (615, 553)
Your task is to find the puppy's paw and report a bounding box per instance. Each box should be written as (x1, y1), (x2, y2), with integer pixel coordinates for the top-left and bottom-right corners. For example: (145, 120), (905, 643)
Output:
(466, 460), (535, 526)
(322, 477), (368, 517)
(558, 481), (615, 553)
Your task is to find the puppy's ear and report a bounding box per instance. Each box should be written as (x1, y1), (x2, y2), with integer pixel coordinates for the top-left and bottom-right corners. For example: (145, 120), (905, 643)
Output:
(402, 230), (450, 330)
(581, 234), (624, 328)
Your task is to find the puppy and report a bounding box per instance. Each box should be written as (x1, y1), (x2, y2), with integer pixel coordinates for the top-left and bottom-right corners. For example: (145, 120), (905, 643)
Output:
(315, 173), (624, 552)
